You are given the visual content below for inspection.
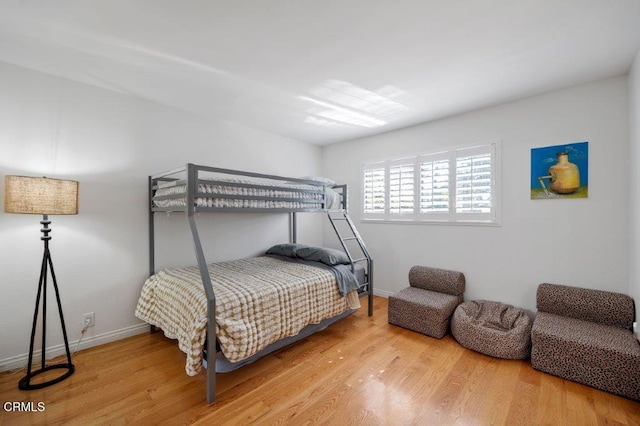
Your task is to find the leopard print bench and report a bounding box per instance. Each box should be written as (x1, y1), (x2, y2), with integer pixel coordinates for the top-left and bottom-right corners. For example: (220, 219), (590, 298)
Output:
(531, 283), (640, 401)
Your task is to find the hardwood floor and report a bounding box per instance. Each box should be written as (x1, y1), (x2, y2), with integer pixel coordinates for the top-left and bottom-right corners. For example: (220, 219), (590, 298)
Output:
(1, 296), (639, 425)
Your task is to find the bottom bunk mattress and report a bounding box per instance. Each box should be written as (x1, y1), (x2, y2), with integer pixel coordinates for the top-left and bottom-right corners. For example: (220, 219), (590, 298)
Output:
(135, 255), (360, 375)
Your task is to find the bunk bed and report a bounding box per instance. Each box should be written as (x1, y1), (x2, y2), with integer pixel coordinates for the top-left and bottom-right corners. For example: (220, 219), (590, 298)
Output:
(137, 163), (373, 403)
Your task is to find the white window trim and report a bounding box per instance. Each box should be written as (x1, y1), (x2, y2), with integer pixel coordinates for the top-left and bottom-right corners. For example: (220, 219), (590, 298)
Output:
(361, 140), (501, 226)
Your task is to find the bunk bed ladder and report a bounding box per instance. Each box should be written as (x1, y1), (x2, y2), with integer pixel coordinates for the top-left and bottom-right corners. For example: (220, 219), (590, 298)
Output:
(327, 210), (374, 316)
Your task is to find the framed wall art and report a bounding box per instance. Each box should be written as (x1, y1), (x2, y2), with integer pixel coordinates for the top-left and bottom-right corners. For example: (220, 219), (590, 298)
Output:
(531, 141), (588, 199)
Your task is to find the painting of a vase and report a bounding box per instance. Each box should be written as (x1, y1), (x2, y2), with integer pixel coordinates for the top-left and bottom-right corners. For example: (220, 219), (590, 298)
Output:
(531, 142), (588, 199)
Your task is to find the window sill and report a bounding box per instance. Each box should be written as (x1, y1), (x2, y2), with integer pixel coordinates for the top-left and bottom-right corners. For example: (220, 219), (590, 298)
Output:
(360, 219), (501, 227)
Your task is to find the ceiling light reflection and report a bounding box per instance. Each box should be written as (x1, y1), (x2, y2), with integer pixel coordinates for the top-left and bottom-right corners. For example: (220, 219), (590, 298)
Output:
(301, 80), (411, 129)
(311, 79), (409, 117)
(300, 96), (386, 128)
(303, 115), (346, 128)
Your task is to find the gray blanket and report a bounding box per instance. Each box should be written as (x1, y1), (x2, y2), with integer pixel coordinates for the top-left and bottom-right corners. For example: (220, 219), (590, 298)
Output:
(266, 254), (360, 296)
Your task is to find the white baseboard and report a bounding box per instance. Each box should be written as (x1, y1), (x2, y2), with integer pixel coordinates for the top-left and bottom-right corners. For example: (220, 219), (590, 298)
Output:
(373, 289), (392, 298)
(0, 323), (149, 372)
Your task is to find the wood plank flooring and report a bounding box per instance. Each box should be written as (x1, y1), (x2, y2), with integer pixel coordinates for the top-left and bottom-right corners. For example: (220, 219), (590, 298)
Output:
(1, 297), (639, 425)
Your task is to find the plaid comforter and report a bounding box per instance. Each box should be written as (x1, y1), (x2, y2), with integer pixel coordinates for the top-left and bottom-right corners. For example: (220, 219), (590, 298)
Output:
(135, 256), (358, 375)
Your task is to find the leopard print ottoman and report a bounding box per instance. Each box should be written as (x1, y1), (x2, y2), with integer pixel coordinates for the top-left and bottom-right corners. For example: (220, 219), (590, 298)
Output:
(451, 300), (532, 360)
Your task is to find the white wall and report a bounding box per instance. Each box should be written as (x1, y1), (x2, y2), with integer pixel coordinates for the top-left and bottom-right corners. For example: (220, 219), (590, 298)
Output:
(0, 61), (323, 368)
(630, 49), (640, 313)
(323, 76), (630, 314)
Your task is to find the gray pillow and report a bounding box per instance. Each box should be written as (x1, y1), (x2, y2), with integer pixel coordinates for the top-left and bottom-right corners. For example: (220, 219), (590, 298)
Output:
(296, 246), (351, 266)
(265, 243), (308, 258)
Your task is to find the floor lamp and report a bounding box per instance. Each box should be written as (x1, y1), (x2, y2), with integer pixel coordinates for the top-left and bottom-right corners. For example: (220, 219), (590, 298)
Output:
(4, 175), (79, 390)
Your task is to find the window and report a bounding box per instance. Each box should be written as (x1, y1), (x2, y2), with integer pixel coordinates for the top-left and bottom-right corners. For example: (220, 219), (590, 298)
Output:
(361, 141), (500, 224)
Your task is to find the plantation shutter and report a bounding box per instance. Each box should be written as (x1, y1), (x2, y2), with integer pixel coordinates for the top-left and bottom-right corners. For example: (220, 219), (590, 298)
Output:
(454, 144), (495, 221)
(388, 158), (415, 217)
(418, 152), (450, 220)
(360, 141), (499, 224)
(362, 162), (385, 219)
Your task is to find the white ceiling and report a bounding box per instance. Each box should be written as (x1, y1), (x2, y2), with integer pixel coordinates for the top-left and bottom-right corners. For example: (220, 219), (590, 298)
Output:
(1, 1), (640, 145)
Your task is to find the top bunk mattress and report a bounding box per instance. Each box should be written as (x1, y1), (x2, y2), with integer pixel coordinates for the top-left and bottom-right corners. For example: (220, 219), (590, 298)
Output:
(152, 176), (341, 210)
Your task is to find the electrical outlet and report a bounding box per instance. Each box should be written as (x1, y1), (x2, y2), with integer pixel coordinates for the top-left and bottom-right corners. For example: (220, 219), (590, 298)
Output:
(83, 312), (95, 328)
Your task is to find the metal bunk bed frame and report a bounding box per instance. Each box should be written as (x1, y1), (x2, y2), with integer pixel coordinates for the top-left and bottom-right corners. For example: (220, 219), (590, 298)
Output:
(147, 163), (373, 403)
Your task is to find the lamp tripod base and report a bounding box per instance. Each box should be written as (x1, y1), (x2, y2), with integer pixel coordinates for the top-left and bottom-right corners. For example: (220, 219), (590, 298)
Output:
(19, 216), (75, 391)
(18, 363), (75, 390)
